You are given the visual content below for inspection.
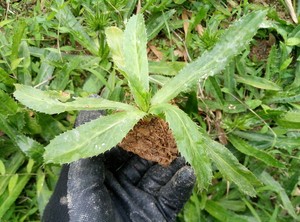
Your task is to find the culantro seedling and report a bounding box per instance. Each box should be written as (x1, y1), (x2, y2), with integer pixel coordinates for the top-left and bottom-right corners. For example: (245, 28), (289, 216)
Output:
(14, 11), (266, 195)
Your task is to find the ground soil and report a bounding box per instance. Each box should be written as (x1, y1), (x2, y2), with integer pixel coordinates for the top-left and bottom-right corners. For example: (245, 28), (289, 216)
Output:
(119, 117), (178, 166)
(250, 34), (276, 61)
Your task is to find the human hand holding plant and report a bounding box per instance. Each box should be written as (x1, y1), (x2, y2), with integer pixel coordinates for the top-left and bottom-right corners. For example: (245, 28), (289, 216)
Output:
(43, 110), (195, 222)
(14, 10), (267, 195)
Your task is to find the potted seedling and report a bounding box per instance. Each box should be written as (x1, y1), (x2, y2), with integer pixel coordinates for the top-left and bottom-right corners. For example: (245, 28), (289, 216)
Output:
(14, 10), (266, 195)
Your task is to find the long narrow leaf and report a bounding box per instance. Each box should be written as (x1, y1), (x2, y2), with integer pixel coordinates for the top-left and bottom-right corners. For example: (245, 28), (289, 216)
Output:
(0, 168), (31, 218)
(228, 135), (285, 168)
(205, 137), (261, 196)
(105, 27), (125, 70)
(146, 10), (175, 41)
(259, 171), (298, 219)
(204, 200), (250, 222)
(150, 104), (212, 190)
(13, 84), (137, 114)
(44, 110), (146, 164)
(235, 75), (281, 91)
(53, 1), (98, 55)
(33, 52), (60, 89)
(151, 10), (267, 105)
(123, 14), (149, 92)
(106, 14), (150, 111)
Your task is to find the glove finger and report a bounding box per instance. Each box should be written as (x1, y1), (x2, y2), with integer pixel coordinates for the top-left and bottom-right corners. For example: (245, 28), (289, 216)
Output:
(68, 156), (115, 222)
(158, 166), (196, 220)
(138, 157), (185, 195)
(117, 155), (153, 185)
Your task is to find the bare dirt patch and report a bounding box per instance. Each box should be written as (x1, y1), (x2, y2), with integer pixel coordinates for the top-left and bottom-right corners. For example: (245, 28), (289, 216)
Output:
(119, 117), (178, 166)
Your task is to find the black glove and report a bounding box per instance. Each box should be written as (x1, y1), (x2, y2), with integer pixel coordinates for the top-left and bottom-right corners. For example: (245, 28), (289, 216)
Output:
(43, 110), (196, 222)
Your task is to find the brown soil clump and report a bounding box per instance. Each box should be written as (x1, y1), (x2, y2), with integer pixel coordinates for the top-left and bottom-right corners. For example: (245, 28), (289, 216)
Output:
(119, 117), (178, 166)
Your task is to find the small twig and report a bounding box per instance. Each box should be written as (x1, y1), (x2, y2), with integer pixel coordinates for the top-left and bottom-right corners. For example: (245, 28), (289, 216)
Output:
(34, 76), (55, 88)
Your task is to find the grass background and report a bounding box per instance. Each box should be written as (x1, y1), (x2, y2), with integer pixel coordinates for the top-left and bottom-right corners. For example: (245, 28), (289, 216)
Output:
(0, 0), (299, 221)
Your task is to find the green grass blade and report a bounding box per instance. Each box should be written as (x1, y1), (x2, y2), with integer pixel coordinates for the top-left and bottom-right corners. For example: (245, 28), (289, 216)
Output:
(204, 200), (250, 222)
(10, 20), (26, 71)
(146, 10), (175, 41)
(235, 75), (282, 91)
(228, 135), (285, 168)
(0, 152), (25, 196)
(0, 161), (32, 218)
(14, 84), (137, 114)
(33, 52), (60, 89)
(259, 171), (298, 219)
(53, 1), (98, 55)
(0, 175), (31, 218)
(44, 110), (146, 164)
(150, 104), (212, 190)
(151, 10), (267, 105)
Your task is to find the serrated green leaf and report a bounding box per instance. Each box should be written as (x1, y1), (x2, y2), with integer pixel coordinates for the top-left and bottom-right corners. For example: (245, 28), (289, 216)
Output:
(264, 93), (300, 104)
(14, 84), (137, 114)
(150, 104), (212, 190)
(235, 75), (281, 91)
(232, 130), (300, 153)
(15, 134), (44, 160)
(228, 135), (285, 168)
(123, 14), (150, 111)
(106, 15), (150, 111)
(0, 90), (18, 115)
(205, 137), (260, 196)
(0, 112), (44, 160)
(149, 61), (186, 76)
(151, 10), (267, 105)
(105, 27), (125, 70)
(44, 110), (146, 164)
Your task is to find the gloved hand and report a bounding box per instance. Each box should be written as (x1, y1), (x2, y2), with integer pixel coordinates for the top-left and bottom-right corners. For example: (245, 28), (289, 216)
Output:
(43, 110), (196, 222)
